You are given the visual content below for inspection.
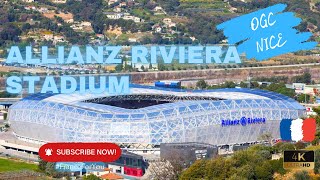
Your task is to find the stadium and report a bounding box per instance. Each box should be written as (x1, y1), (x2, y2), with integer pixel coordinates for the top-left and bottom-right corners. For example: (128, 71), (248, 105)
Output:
(8, 84), (305, 153)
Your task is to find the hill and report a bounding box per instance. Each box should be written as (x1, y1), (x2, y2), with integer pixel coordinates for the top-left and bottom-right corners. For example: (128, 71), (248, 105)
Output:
(0, 0), (319, 51)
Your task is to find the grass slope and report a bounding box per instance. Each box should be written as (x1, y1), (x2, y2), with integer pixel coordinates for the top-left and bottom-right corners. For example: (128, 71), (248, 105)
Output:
(0, 158), (38, 172)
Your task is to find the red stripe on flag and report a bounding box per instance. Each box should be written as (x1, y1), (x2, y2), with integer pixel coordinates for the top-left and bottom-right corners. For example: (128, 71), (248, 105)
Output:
(302, 118), (316, 142)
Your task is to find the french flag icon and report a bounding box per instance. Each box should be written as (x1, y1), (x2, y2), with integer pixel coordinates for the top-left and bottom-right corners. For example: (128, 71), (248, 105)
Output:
(280, 118), (316, 142)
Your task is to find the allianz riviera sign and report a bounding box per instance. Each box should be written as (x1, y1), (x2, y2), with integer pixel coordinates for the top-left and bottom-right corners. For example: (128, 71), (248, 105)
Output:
(221, 117), (266, 127)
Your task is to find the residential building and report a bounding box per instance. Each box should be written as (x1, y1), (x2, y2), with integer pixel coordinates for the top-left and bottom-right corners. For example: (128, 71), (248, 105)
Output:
(65, 18), (74, 23)
(22, 0), (35, 2)
(123, 15), (143, 23)
(133, 17), (143, 23)
(153, 6), (163, 11)
(119, 2), (126, 7)
(107, 0), (119, 6)
(70, 21), (92, 31)
(0, 113), (3, 121)
(166, 22), (176, 28)
(100, 173), (124, 180)
(152, 24), (162, 33)
(53, 35), (66, 45)
(80, 21), (92, 27)
(51, 0), (67, 3)
(153, 6), (166, 15)
(190, 36), (196, 41)
(106, 13), (123, 20)
(70, 24), (83, 30)
(38, 7), (49, 13)
(87, 168), (113, 178)
(163, 18), (172, 24)
(123, 15), (133, 20)
(24, 6), (36, 11)
(41, 31), (54, 41)
(113, 6), (122, 12)
(163, 18), (176, 27)
(96, 34), (105, 39)
(128, 38), (137, 43)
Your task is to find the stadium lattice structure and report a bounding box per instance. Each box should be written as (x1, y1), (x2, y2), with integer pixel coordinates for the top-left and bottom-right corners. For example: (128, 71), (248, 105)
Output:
(8, 85), (305, 153)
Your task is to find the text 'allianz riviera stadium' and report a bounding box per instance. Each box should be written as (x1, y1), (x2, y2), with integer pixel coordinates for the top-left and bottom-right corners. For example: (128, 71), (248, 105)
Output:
(8, 85), (305, 151)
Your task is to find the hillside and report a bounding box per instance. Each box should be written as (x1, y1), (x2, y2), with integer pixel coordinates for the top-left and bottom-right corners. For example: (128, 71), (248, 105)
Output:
(0, 0), (319, 53)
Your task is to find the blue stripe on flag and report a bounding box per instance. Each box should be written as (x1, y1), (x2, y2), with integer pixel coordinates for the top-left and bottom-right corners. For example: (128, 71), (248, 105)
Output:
(280, 119), (292, 141)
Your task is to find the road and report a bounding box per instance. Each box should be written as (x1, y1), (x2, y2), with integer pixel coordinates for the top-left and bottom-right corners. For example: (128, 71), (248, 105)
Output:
(0, 62), (319, 86)
(98, 63), (320, 76)
(0, 98), (21, 106)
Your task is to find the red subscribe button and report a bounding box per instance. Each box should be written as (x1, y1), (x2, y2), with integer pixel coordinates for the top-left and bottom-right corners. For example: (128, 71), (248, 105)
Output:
(39, 143), (121, 162)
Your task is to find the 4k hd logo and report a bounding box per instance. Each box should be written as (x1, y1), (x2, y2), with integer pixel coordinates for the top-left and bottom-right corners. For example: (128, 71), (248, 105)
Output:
(283, 150), (315, 170)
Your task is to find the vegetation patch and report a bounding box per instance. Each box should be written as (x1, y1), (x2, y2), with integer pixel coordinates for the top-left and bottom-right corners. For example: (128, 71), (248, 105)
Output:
(0, 158), (38, 172)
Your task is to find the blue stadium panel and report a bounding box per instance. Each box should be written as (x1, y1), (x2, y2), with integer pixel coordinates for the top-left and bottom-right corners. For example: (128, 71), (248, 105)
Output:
(9, 85), (305, 149)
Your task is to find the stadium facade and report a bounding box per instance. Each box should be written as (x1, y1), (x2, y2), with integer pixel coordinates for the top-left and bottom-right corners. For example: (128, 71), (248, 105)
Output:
(8, 85), (305, 152)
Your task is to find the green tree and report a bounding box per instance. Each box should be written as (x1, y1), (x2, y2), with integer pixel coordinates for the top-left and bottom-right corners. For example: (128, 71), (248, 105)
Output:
(83, 174), (101, 180)
(266, 83), (286, 92)
(240, 81), (247, 88)
(0, 24), (21, 42)
(294, 141), (306, 149)
(254, 161), (273, 180)
(292, 171), (311, 180)
(269, 158), (286, 175)
(45, 162), (70, 178)
(21, 23), (31, 31)
(297, 94), (310, 103)
(38, 158), (47, 172)
(292, 72), (312, 84)
(248, 144), (273, 153)
(265, 83), (295, 98)
(275, 87), (296, 98)
(250, 81), (260, 88)
(273, 142), (295, 153)
(179, 160), (207, 179)
(180, 145), (287, 179)
(0, 91), (17, 98)
(313, 106), (320, 115)
(315, 149), (320, 174)
(206, 157), (232, 179)
(255, 150), (271, 160)
(223, 81), (236, 88)
(196, 80), (207, 89)
(158, 63), (166, 71)
(228, 174), (248, 180)
(232, 164), (255, 179)
(115, 63), (123, 72)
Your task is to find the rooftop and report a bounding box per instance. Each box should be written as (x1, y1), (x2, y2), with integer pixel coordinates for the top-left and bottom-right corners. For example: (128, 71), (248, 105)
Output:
(14, 84), (305, 114)
(101, 173), (123, 180)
